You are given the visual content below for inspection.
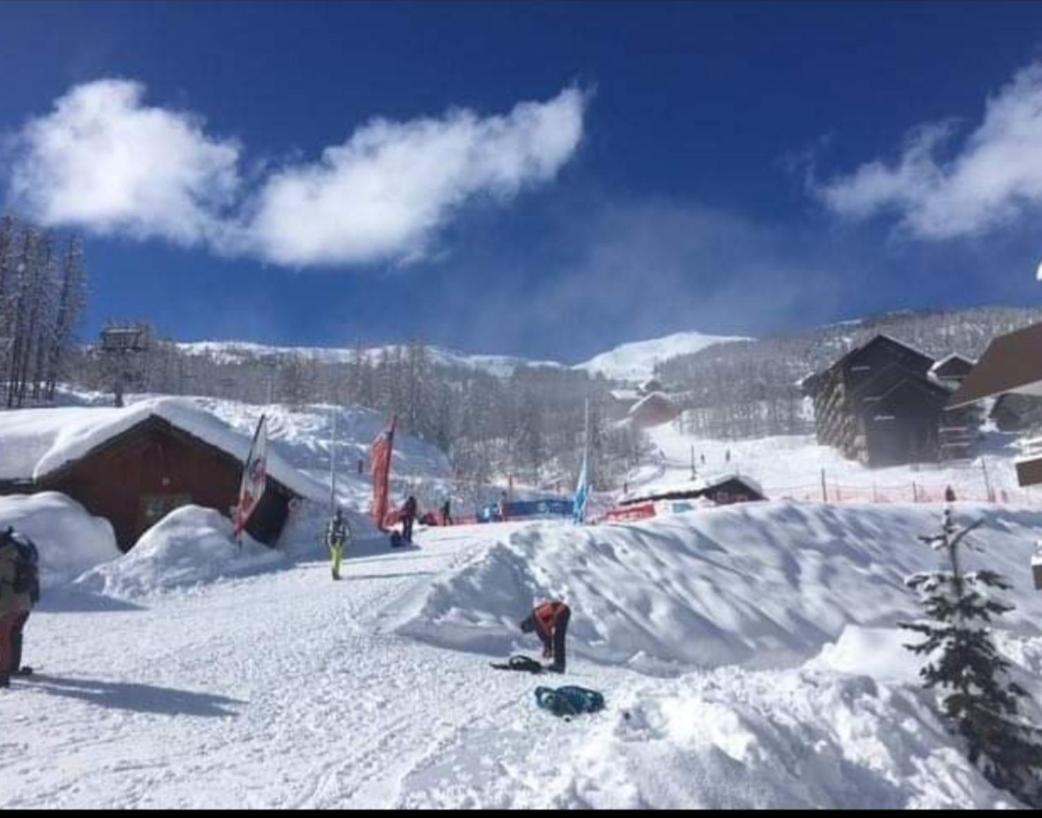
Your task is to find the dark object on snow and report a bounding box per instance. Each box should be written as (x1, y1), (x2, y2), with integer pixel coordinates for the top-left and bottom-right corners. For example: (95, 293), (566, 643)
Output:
(389, 531), (405, 548)
(945, 485), (956, 503)
(401, 496), (418, 543)
(535, 685), (605, 718)
(520, 600), (570, 672)
(489, 655), (545, 674)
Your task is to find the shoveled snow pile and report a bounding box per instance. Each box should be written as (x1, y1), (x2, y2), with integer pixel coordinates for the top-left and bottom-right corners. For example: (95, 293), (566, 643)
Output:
(395, 502), (1042, 673)
(74, 505), (285, 598)
(398, 662), (1016, 809)
(0, 492), (120, 587)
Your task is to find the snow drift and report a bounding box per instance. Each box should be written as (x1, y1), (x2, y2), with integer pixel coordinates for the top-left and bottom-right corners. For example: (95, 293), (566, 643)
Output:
(74, 505), (285, 598)
(398, 663), (1018, 809)
(395, 502), (1042, 673)
(0, 492), (120, 587)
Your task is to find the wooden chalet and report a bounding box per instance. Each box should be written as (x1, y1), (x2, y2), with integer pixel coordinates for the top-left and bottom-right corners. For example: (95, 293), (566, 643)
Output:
(803, 334), (976, 467)
(0, 399), (322, 551)
(619, 473), (766, 507)
(949, 321), (1042, 487)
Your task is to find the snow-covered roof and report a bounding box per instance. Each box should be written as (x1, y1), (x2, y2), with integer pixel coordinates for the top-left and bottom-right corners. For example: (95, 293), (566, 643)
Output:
(620, 472), (765, 505)
(929, 353), (975, 373)
(0, 398), (326, 501)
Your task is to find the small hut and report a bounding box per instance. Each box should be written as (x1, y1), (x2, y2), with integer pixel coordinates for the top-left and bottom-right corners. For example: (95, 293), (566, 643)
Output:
(0, 398), (323, 550)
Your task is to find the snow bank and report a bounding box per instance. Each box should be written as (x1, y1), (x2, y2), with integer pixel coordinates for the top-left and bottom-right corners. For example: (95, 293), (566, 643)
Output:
(399, 665), (1015, 809)
(74, 505), (285, 598)
(395, 502), (1042, 673)
(806, 625), (923, 683)
(0, 492), (120, 587)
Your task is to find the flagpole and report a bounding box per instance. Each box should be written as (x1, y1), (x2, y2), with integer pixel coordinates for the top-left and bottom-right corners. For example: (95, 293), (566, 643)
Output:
(330, 405), (338, 515)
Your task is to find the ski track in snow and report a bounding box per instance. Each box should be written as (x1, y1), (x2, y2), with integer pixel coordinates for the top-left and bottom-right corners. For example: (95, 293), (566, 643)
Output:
(0, 523), (619, 809)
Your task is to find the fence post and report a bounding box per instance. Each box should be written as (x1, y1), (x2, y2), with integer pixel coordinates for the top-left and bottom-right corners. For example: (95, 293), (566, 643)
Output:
(981, 458), (995, 503)
(912, 482), (918, 503)
(821, 468), (827, 503)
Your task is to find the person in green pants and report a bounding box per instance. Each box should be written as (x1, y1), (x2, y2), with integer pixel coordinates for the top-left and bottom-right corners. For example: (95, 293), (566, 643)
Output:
(326, 509), (350, 581)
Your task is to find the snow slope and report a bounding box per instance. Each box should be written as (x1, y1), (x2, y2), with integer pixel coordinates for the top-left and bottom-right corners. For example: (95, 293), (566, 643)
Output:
(574, 331), (748, 382)
(394, 502), (1042, 674)
(178, 328), (743, 384)
(638, 420), (1033, 506)
(177, 340), (564, 377)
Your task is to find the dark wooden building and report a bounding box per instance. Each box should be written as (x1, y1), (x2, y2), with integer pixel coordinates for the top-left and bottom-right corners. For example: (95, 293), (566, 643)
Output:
(803, 334), (977, 468)
(949, 321), (1042, 488)
(619, 474), (766, 506)
(0, 402), (317, 551)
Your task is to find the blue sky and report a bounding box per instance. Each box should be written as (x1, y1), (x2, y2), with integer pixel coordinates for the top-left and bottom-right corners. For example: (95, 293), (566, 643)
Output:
(3, 1), (1042, 362)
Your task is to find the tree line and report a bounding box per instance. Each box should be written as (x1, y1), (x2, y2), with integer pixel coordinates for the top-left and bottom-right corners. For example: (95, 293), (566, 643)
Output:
(64, 337), (649, 492)
(0, 216), (88, 408)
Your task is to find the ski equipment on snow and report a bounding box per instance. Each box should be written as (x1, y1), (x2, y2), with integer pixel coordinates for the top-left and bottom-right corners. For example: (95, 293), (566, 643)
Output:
(489, 655), (545, 673)
(534, 685), (605, 718)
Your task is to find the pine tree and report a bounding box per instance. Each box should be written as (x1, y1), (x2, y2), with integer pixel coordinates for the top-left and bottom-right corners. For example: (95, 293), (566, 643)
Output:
(900, 507), (1042, 806)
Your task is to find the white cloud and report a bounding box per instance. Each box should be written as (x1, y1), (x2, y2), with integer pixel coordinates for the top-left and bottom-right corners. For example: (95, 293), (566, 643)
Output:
(7, 79), (241, 246)
(814, 62), (1042, 239)
(4, 79), (586, 267)
(240, 86), (586, 266)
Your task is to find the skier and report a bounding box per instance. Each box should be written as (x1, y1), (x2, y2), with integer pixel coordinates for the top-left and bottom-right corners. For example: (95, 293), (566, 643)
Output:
(326, 509), (350, 581)
(441, 498), (453, 526)
(0, 527), (39, 686)
(519, 599), (571, 673)
(401, 495), (418, 543)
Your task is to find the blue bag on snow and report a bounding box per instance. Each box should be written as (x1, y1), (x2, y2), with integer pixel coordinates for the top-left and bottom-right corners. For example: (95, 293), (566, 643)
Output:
(534, 685), (605, 718)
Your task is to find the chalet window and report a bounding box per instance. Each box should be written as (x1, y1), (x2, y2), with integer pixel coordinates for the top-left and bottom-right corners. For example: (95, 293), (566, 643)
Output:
(140, 493), (191, 528)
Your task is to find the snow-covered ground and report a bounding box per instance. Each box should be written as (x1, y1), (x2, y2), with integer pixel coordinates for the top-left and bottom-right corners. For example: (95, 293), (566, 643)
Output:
(3, 497), (1041, 808)
(4, 395), (1042, 808)
(637, 420), (1034, 506)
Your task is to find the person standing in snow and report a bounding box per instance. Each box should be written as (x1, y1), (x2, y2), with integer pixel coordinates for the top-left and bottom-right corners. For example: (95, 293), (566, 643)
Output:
(519, 599), (571, 673)
(326, 509), (350, 581)
(441, 498), (453, 526)
(0, 528), (39, 687)
(401, 495), (418, 543)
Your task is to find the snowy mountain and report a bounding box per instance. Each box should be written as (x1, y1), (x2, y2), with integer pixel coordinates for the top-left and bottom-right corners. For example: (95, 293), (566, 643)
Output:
(572, 330), (749, 381)
(176, 340), (564, 378)
(178, 329), (744, 383)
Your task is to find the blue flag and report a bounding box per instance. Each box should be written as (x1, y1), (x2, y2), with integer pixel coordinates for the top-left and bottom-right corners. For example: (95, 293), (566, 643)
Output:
(573, 454), (590, 524)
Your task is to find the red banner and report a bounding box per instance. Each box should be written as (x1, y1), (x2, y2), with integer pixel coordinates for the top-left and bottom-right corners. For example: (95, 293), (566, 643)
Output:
(602, 502), (657, 523)
(234, 414), (269, 537)
(370, 415), (397, 530)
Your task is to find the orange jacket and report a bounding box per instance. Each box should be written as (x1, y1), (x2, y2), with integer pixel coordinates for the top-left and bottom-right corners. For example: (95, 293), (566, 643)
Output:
(532, 600), (569, 643)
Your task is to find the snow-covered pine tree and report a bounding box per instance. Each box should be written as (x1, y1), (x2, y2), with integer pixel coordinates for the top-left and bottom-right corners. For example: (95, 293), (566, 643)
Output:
(900, 507), (1042, 806)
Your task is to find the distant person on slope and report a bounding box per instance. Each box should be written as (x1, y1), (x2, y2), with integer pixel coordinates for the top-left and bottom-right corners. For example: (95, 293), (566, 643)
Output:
(0, 527), (39, 686)
(441, 499), (453, 526)
(519, 599), (571, 673)
(401, 495), (418, 543)
(326, 509), (350, 581)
